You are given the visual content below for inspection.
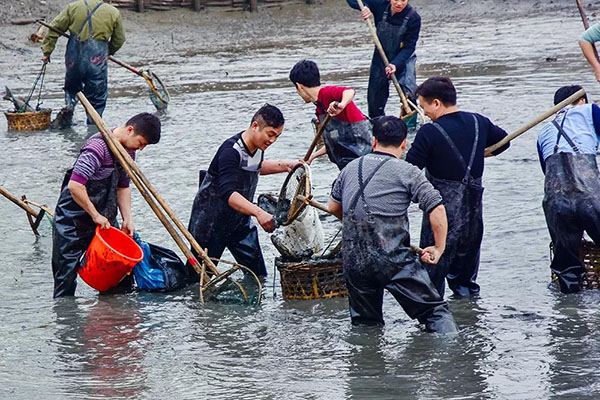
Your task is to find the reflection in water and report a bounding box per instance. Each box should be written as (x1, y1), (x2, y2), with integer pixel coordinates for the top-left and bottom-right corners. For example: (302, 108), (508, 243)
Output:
(53, 296), (147, 398)
(548, 292), (600, 398)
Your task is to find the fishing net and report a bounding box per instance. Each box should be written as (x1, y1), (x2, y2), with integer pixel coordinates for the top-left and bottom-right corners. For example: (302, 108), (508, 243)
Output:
(275, 164), (312, 226)
(146, 70), (170, 111)
(202, 259), (262, 306)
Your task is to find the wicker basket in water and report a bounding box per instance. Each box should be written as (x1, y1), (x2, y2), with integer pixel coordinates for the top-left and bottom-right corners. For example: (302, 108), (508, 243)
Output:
(551, 240), (600, 289)
(4, 109), (51, 131)
(276, 257), (347, 300)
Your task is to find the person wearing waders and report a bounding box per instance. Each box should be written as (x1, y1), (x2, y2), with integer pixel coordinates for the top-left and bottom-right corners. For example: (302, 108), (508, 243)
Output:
(289, 60), (372, 170)
(41, 0), (125, 125)
(328, 116), (457, 332)
(187, 104), (299, 278)
(52, 113), (161, 297)
(347, 0), (421, 123)
(537, 85), (600, 293)
(579, 23), (600, 83)
(406, 77), (510, 298)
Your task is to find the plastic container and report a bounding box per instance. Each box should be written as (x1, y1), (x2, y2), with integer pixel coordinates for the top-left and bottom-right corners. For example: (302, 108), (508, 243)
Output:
(79, 226), (143, 292)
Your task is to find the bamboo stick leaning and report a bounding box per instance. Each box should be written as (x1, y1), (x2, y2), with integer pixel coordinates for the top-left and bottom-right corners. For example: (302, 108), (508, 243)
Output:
(484, 88), (586, 156)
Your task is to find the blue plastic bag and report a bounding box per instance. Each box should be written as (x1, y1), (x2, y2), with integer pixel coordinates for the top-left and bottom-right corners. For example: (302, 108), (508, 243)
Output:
(133, 234), (189, 292)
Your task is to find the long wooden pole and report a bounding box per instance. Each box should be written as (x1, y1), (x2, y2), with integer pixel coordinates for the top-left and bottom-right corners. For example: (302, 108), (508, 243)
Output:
(0, 186), (41, 218)
(576, 0), (599, 60)
(76, 92), (215, 283)
(484, 88), (586, 156)
(355, 0), (425, 122)
(304, 114), (331, 161)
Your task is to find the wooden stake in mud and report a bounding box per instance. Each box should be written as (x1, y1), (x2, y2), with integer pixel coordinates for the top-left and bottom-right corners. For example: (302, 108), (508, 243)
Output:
(304, 114), (331, 161)
(484, 88), (586, 156)
(355, 0), (425, 122)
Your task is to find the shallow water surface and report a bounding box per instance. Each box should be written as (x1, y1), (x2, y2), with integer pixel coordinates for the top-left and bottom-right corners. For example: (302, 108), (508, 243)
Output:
(1, 3), (600, 399)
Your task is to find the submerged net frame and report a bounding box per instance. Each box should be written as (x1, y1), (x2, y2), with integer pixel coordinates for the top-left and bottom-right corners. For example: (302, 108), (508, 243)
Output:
(146, 70), (170, 111)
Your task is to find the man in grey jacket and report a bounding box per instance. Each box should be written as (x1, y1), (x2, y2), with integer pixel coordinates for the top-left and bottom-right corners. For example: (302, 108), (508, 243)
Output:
(328, 116), (457, 333)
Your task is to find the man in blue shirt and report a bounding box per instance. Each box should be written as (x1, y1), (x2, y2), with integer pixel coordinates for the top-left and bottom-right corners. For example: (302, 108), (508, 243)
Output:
(347, 0), (421, 118)
(537, 85), (600, 293)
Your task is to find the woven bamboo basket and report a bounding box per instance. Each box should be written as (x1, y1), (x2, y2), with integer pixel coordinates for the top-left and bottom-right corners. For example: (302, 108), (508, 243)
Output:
(276, 257), (347, 300)
(4, 109), (51, 131)
(551, 240), (600, 289)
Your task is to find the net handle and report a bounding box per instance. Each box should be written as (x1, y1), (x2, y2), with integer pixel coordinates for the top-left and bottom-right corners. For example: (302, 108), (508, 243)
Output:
(303, 114), (331, 161)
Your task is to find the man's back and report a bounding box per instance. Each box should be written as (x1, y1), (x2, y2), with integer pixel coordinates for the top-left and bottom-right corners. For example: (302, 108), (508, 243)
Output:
(406, 111), (509, 181)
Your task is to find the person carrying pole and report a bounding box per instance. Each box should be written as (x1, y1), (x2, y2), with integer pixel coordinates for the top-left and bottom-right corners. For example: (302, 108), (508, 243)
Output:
(41, 0), (125, 125)
(328, 115), (457, 332)
(187, 104), (299, 278)
(537, 85), (600, 293)
(52, 113), (161, 298)
(405, 77), (510, 298)
(289, 59), (373, 170)
(347, 0), (421, 121)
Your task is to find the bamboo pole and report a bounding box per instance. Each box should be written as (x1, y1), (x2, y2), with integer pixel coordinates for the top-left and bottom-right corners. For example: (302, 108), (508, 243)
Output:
(304, 114), (331, 161)
(76, 92), (214, 284)
(355, 0), (425, 122)
(484, 88), (586, 156)
(0, 186), (41, 218)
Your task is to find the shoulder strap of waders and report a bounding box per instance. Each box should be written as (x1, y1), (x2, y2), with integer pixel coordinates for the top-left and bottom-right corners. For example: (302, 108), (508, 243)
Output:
(552, 110), (580, 154)
(432, 115), (480, 183)
(348, 156), (392, 214)
(77, 0), (104, 39)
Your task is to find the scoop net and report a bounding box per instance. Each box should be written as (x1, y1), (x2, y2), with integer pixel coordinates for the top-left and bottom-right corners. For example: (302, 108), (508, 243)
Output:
(146, 70), (170, 111)
(202, 258), (263, 306)
(275, 164), (312, 226)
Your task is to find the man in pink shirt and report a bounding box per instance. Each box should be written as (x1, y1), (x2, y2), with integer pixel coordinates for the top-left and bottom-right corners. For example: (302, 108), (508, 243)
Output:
(290, 60), (373, 169)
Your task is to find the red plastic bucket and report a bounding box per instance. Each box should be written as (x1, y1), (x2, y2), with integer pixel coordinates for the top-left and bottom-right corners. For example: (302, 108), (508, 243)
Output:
(79, 226), (144, 292)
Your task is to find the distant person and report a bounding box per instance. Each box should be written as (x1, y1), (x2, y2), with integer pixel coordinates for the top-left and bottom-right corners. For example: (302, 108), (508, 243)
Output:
(328, 115), (457, 333)
(289, 59), (372, 170)
(579, 23), (600, 82)
(42, 0), (125, 125)
(537, 85), (600, 293)
(347, 0), (421, 121)
(187, 104), (299, 278)
(52, 113), (161, 297)
(406, 77), (510, 298)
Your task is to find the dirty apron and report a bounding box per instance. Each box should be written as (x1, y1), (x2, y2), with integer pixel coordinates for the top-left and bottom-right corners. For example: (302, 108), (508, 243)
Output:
(543, 114), (600, 293)
(318, 112), (373, 170)
(51, 138), (120, 298)
(187, 168), (267, 278)
(64, 0), (109, 123)
(342, 157), (457, 332)
(367, 6), (417, 118)
(420, 115), (484, 298)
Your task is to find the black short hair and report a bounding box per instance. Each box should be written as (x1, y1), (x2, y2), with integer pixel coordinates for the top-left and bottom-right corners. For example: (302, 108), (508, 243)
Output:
(289, 60), (321, 88)
(373, 115), (407, 146)
(415, 77), (457, 106)
(126, 112), (161, 144)
(251, 103), (285, 129)
(554, 85), (587, 105)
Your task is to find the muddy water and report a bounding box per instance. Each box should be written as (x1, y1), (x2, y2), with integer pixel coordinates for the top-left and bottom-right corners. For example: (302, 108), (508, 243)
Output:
(1, 2), (600, 398)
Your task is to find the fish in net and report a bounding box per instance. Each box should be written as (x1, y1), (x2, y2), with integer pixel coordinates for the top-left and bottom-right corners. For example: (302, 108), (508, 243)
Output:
(202, 259), (263, 306)
(275, 164), (311, 226)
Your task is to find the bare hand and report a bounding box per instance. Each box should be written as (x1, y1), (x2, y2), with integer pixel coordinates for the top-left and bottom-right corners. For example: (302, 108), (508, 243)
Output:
(385, 64), (397, 78)
(421, 246), (443, 264)
(41, 54), (50, 63)
(327, 101), (344, 117)
(360, 7), (372, 20)
(93, 213), (111, 230)
(594, 68), (600, 83)
(121, 218), (135, 237)
(257, 210), (276, 233)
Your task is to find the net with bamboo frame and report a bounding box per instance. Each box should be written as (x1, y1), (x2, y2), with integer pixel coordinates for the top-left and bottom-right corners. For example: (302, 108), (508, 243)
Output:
(202, 257), (263, 306)
(275, 163), (312, 226)
(146, 70), (170, 111)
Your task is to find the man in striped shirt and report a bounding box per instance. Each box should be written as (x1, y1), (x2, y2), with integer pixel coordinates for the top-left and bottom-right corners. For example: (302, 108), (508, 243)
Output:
(52, 112), (161, 297)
